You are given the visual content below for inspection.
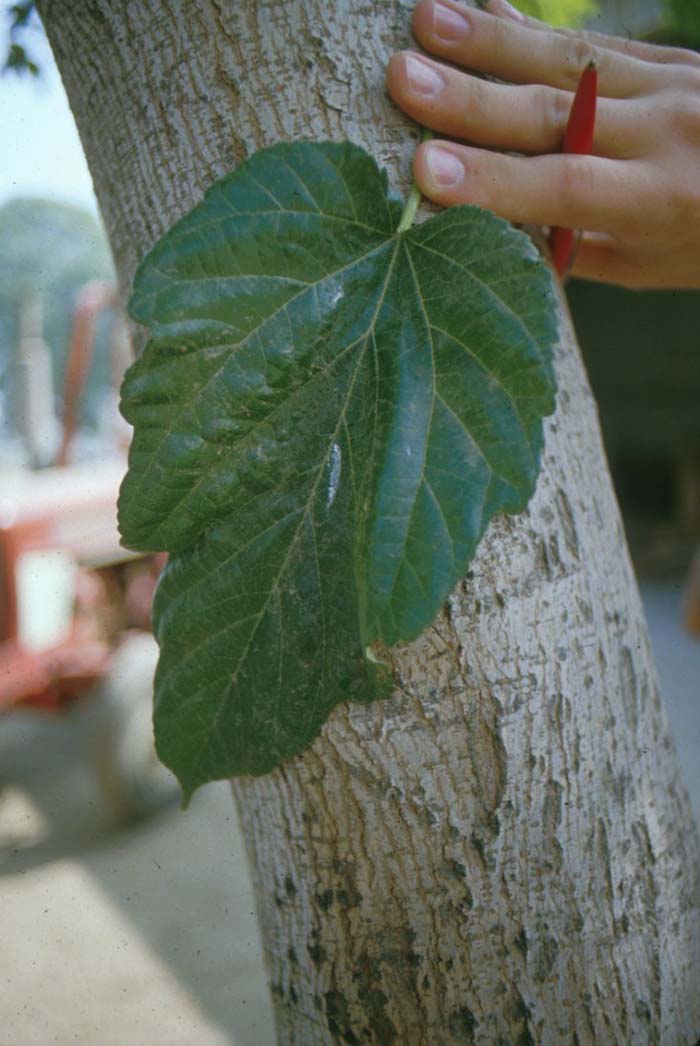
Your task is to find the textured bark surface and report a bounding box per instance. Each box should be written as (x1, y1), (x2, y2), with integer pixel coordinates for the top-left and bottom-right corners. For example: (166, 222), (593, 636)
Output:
(39, 1), (700, 1042)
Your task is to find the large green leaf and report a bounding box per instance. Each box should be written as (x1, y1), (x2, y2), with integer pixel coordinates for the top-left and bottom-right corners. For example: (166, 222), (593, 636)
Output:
(119, 141), (557, 797)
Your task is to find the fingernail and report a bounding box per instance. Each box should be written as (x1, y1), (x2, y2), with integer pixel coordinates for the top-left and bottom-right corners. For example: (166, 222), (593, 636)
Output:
(405, 54), (445, 97)
(424, 145), (464, 188)
(433, 2), (471, 41)
(492, 0), (525, 21)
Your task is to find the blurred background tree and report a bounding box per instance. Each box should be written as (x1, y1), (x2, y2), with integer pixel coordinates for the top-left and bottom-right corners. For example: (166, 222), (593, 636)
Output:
(664, 0), (700, 45)
(2, 1), (38, 76)
(0, 198), (114, 443)
(516, 0), (597, 25)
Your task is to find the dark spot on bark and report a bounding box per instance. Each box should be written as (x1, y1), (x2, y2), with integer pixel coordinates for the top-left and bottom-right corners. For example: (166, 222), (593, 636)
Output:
(376, 925), (421, 969)
(422, 806), (439, 828)
(271, 981), (283, 997)
(548, 535), (563, 574)
(336, 887), (362, 908)
(619, 646), (639, 733)
(620, 911), (630, 934)
(572, 910), (584, 933)
(289, 985), (298, 1004)
(308, 943), (327, 967)
(614, 770), (628, 806)
(511, 991), (530, 1020)
(556, 487), (579, 560)
(324, 990), (360, 1044)
(448, 1005), (476, 1043)
(353, 954), (398, 1042)
(543, 779), (563, 835)
(471, 834), (486, 863)
(316, 888), (334, 911)
(635, 999), (652, 1024)
(514, 926), (528, 957)
(487, 811), (501, 837)
(511, 991), (536, 1046)
(422, 974), (431, 990)
(284, 874), (297, 899)
(446, 957), (454, 971)
(348, 763), (394, 798)
(445, 858), (467, 880)
(532, 935), (559, 982)
(517, 1026), (535, 1046)
(288, 946), (298, 965)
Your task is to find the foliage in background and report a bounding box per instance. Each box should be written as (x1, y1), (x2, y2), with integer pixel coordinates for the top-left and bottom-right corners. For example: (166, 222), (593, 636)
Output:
(515, 0), (597, 26)
(0, 198), (114, 436)
(2, 1), (39, 76)
(664, 0), (700, 46)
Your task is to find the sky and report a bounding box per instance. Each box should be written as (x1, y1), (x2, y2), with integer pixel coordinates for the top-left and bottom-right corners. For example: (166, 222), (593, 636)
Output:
(0, 15), (97, 214)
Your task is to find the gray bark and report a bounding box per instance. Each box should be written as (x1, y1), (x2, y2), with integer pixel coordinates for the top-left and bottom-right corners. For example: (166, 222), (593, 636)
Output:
(39, 1), (700, 1042)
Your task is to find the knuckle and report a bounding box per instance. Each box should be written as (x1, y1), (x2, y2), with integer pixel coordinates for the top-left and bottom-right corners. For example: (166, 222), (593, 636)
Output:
(665, 178), (700, 234)
(487, 12), (512, 53)
(558, 33), (596, 88)
(464, 76), (489, 123)
(674, 47), (700, 70)
(673, 63), (700, 97)
(540, 86), (573, 146)
(668, 93), (700, 141)
(556, 156), (595, 211)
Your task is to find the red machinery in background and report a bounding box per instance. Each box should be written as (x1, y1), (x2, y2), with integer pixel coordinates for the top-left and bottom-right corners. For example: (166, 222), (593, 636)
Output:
(0, 284), (175, 819)
(686, 550), (700, 638)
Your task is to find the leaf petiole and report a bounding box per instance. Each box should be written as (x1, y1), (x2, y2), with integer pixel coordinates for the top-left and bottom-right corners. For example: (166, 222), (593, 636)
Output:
(397, 128), (433, 234)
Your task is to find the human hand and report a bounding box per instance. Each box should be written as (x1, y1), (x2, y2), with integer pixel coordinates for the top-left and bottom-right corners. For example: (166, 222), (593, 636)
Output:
(387, 0), (700, 289)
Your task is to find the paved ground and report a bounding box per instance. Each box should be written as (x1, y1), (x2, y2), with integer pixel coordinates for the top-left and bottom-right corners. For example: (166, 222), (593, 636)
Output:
(0, 583), (698, 1045)
(0, 726), (274, 1046)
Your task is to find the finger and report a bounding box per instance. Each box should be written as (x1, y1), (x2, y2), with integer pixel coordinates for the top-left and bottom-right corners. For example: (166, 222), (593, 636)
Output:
(412, 0), (662, 98)
(413, 140), (652, 234)
(485, 0), (700, 71)
(387, 52), (645, 158)
(570, 236), (662, 288)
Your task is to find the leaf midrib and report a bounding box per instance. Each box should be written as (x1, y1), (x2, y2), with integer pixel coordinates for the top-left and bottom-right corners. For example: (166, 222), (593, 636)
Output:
(179, 240), (402, 788)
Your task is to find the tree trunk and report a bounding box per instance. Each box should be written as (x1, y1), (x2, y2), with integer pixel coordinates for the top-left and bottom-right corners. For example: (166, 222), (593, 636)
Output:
(39, 1), (700, 1041)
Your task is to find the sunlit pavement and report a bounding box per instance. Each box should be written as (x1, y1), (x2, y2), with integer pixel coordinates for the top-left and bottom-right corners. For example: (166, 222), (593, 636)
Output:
(0, 723), (275, 1046)
(0, 583), (697, 1045)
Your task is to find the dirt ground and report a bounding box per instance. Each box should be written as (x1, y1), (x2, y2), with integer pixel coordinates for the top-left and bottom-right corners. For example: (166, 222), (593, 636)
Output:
(0, 582), (698, 1045)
